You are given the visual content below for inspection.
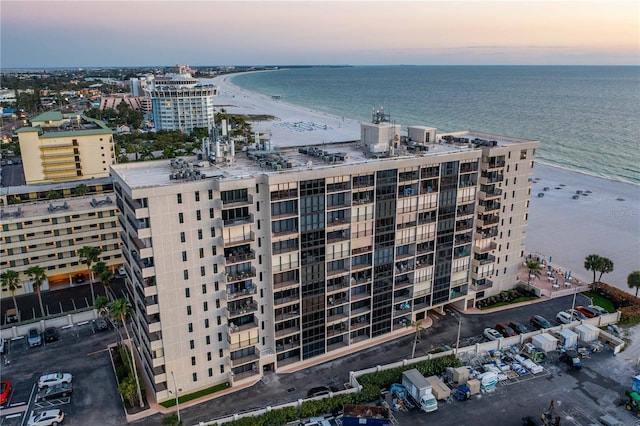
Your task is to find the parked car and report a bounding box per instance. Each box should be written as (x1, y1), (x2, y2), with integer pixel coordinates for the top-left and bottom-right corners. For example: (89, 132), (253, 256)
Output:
(36, 383), (73, 401)
(0, 381), (11, 405)
(530, 315), (552, 330)
(37, 373), (73, 390)
(44, 328), (59, 343)
(74, 273), (85, 284)
(509, 321), (530, 334)
(588, 305), (609, 315)
(28, 328), (42, 347)
(575, 305), (600, 318)
(27, 409), (64, 426)
(566, 309), (587, 321)
(483, 327), (503, 341)
(555, 311), (573, 324)
(560, 349), (582, 370)
(495, 323), (518, 337)
(307, 385), (337, 398)
(92, 318), (109, 332)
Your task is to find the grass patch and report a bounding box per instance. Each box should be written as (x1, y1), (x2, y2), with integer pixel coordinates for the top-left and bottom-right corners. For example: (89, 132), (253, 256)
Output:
(481, 295), (538, 310)
(160, 382), (230, 408)
(582, 292), (616, 313)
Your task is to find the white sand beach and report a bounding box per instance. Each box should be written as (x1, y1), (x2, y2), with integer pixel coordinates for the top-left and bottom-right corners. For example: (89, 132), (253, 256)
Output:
(211, 74), (640, 295)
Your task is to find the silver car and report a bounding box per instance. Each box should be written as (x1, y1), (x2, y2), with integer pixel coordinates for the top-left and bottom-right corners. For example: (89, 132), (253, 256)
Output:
(28, 328), (42, 347)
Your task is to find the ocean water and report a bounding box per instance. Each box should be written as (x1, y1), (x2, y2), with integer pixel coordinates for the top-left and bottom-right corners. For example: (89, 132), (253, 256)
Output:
(230, 66), (640, 184)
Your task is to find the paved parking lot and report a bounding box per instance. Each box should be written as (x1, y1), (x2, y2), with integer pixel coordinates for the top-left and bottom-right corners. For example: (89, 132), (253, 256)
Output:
(0, 321), (126, 425)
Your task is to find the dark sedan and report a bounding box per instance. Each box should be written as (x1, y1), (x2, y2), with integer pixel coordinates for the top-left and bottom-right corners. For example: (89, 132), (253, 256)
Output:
(36, 382), (73, 401)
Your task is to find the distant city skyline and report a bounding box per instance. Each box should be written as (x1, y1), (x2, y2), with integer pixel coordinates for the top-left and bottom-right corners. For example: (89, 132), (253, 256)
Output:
(1, 1), (638, 68)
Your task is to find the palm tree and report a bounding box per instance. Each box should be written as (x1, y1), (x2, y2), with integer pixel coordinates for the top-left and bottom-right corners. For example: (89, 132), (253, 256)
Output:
(74, 183), (89, 197)
(627, 271), (640, 304)
(78, 245), (102, 304)
(584, 254), (602, 285)
(411, 319), (424, 359)
(26, 265), (47, 317)
(526, 260), (542, 285)
(110, 298), (143, 407)
(596, 257), (614, 283)
(92, 261), (113, 300)
(1, 270), (21, 321)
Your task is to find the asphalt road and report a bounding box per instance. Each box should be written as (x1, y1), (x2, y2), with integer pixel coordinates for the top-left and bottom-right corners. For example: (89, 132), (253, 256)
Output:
(129, 293), (599, 426)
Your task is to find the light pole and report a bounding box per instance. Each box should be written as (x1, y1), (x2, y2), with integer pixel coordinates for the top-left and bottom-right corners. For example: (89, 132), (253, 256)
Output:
(451, 311), (462, 355)
(170, 371), (181, 424)
(570, 284), (578, 316)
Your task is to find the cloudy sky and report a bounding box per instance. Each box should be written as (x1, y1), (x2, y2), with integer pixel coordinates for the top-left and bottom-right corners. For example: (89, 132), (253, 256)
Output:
(1, 1), (638, 68)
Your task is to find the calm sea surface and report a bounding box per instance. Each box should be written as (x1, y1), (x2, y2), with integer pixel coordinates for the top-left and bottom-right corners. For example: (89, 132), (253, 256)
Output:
(230, 66), (640, 184)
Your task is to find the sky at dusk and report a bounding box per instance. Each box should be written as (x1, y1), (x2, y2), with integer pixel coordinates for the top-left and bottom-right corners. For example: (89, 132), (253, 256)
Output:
(1, 1), (638, 68)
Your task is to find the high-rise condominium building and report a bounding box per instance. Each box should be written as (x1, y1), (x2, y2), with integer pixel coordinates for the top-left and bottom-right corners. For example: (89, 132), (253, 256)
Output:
(111, 118), (538, 403)
(16, 111), (115, 185)
(144, 65), (218, 133)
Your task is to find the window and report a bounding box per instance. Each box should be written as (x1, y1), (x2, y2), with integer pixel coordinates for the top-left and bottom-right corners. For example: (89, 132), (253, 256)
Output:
(215, 299), (220, 309)
(195, 191), (200, 202)
(214, 281), (219, 291)
(198, 229), (203, 240)
(196, 210), (201, 221)
(177, 194), (182, 204)
(184, 270), (189, 280)
(182, 251), (187, 262)
(192, 373), (197, 382)
(207, 352), (212, 361)
(200, 248), (205, 258)
(217, 315), (221, 325)
(201, 266), (206, 276)
(187, 305), (192, 315)
(180, 232), (186, 243)
(185, 288), (190, 298)
(178, 212), (184, 224)
(191, 356), (196, 366)
(217, 332), (222, 342)
(205, 318), (210, 328)
(188, 323), (193, 332)
(202, 284), (207, 294)
(203, 301), (208, 311)
(189, 340), (195, 349)
(220, 365), (225, 374)
(208, 189), (213, 200)
(219, 349), (223, 358)
(208, 368), (213, 377)
(209, 208), (214, 219)
(210, 227), (216, 237)
(206, 335), (211, 345)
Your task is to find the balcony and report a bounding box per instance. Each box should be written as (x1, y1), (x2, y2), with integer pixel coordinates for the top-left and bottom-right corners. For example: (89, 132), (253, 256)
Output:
(327, 312), (349, 324)
(470, 279), (493, 291)
(226, 286), (257, 301)
(327, 217), (350, 228)
(477, 202), (500, 214)
(230, 351), (260, 367)
(275, 325), (300, 338)
(271, 189), (298, 201)
(273, 275), (300, 290)
(479, 187), (502, 200)
(225, 268), (257, 283)
(349, 291), (370, 303)
(477, 215), (499, 228)
(475, 242), (497, 253)
(225, 250), (256, 265)
(227, 301), (258, 318)
(473, 254), (496, 268)
(224, 231), (255, 247)
(228, 318), (259, 334)
(274, 293), (299, 307)
(222, 193), (253, 208)
(485, 159), (506, 170)
(480, 172), (504, 185)
(223, 213), (254, 227)
(394, 276), (413, 289)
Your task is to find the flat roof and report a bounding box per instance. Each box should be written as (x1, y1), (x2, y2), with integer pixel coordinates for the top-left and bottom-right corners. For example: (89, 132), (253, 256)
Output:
(0, 193), (116, 221)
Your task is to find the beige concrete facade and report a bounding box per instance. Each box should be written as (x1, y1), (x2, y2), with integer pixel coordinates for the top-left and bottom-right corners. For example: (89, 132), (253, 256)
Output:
(17, 111), (115, 184)
(0, 182), (123, 299)
(111, 123), (538, 403)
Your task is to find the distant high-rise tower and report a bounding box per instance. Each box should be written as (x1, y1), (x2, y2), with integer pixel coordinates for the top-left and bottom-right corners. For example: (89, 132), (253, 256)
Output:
(145, 65), (218, 133)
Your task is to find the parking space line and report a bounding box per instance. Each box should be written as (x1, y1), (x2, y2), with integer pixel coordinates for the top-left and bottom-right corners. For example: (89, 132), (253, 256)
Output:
(5, 413), (21, 419)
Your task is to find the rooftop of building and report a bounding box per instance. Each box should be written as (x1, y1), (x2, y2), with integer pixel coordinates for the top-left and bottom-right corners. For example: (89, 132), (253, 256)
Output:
(0, 193), (117, 222)
(16, 114), (112, 137)
(111, 127), (537, 190)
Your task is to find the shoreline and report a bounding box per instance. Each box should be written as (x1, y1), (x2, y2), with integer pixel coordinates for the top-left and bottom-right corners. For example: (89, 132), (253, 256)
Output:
(211, 72), (640, 295)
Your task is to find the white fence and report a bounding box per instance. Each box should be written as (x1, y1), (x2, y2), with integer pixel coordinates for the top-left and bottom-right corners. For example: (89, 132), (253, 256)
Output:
(1, 309), (97, 341)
